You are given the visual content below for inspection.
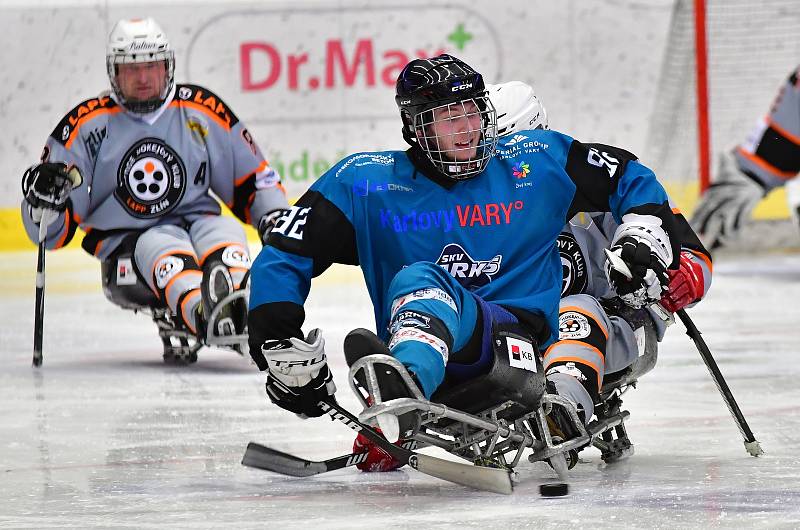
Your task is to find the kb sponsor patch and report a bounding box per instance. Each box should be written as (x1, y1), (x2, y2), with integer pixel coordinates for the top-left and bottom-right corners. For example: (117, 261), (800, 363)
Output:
(116, 138), (187, 219)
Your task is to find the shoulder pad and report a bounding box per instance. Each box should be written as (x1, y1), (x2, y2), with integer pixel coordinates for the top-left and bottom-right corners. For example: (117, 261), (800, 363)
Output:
(50, 96), (118, 147)
(172, 83), (240, 129)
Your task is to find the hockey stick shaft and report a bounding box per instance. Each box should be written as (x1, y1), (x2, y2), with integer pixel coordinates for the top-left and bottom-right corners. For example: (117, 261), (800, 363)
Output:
(318, 399), (513, 494)
(32, 211), (52, 367)
(676, 309), (762, 455)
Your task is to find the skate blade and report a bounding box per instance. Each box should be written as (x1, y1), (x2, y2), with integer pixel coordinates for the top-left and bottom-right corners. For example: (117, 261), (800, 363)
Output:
(377, 413), (400, 442)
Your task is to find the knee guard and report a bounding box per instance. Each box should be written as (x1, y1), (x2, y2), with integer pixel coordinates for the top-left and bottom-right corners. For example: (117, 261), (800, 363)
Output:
(544, 306), (609, 404)
(101, 234), (160, 310)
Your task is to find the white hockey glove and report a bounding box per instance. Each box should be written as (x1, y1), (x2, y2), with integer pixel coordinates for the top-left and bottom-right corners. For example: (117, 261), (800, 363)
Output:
(604, 214), (672, 309)
(22, 162), (83, 222)
(690, 150), (765, 249)
(262, 328), (336, 418)
(257, 208), (289, 245)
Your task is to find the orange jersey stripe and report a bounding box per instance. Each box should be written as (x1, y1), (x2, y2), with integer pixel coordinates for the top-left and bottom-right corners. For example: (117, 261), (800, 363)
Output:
(236, 160), (268, 187)
(170, 99), (231, 131)
(165, 270), (202, 303)
(64, 107), (123, 150)
(736, 146), (797, 180)
(542, 352), (603, 391)
(180, 288), (202, 334)
(54, 211), (71, 249)
(767, 118), (800, 147)
(198, 242), (247, 266)
(686, 247), (713, 273)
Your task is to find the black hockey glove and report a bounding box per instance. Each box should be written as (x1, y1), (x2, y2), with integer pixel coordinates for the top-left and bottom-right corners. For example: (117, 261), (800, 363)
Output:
(605, 235), (669, 309)
(22, 162), (82, 213)
(257, 208), (289, 245)
(262, 329), (337, 418)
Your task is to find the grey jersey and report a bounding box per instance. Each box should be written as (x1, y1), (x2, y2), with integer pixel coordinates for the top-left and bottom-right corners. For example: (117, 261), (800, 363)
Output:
(734, 65), (800, 190)
(22, 84), (286, 258)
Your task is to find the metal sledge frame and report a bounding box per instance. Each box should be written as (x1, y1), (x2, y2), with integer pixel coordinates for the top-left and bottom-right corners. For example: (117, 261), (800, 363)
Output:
(348, 354), (642, 474)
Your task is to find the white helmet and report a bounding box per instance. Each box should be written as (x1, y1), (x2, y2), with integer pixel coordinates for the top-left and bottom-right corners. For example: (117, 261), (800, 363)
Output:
(106, 17), (175, 114)
(487, 81), (548, 137)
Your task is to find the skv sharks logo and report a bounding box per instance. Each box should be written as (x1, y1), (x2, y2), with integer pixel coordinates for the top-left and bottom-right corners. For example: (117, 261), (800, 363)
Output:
(436, 243), (502, 290)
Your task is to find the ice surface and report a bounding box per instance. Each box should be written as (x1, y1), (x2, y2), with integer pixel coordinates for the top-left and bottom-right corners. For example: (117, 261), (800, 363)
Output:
(1, 248), (800, 529)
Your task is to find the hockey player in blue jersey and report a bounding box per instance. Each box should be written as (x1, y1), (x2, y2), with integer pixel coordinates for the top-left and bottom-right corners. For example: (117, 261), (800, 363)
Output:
(247, 55), (685, 455)
(350, 81), (713, 472)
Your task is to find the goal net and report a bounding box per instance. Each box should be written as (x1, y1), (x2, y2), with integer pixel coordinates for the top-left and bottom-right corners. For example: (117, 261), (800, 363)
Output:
(645, 0), (800, 218)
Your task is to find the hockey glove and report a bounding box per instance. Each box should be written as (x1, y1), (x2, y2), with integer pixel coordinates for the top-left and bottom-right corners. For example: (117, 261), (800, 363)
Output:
(257, 208), (289, 245)
(22, 162), (82, 216)
(605, 214), (672, 309)
(690, 150), (765, 249)
(352, 430), (407, 472)
(660, 250), (705, 313)
(262, 328), (336, 418)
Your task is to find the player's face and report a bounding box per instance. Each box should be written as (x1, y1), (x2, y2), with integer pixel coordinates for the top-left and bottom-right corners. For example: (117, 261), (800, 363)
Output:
(425, 100), (483, 161)
(116, 61), (167, 102)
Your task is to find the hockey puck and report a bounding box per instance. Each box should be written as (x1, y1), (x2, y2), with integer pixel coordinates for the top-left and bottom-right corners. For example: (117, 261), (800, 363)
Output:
(539, 482), (569, 497)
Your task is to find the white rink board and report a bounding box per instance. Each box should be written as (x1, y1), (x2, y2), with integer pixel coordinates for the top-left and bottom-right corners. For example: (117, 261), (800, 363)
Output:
(0, 0), (674, 206)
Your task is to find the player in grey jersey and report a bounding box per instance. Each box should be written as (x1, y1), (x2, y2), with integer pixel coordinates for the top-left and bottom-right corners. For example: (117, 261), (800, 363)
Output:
(692, 64), (800, 249)
(20, 17), (288, 364)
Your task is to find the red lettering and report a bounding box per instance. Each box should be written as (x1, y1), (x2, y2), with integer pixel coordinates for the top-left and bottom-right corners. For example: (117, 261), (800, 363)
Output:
(469, 205), (486, 226)
(325, 39), (375, 88)
(287, 52), (309, 90)
(500, 202), (514, 223)
(240, 42), (281, 91)
(485, 203), (500, 225)
(456, 204), (470, 227)
(381, 50), (408, 86)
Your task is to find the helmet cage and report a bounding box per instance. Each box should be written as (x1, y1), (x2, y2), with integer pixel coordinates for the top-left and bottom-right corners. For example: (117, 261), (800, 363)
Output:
(107, 49), (175, 114)
(411, 94), (498, 180)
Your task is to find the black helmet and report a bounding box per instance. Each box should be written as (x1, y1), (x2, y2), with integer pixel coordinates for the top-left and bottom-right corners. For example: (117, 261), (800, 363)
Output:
(395, 54), (498, 180)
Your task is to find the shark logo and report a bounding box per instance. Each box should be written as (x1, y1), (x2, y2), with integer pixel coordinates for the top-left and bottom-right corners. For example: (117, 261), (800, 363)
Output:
(436, 243), (502, 290)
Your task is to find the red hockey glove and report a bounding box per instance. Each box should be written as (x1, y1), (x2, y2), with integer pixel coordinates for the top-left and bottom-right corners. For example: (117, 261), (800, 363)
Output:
(352, 431), (406, 472)
(660, 251), (705, 313)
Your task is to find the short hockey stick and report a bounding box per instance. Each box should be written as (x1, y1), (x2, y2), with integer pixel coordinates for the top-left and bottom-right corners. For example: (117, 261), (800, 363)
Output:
(32, 210), (54, 367)
(318, 399), (513, 494)
(676, 309), (763, 457)
(241, 439), (418, 477)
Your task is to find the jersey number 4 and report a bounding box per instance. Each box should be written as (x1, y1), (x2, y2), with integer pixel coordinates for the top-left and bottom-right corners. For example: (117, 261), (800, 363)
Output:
(272, 206), (310, 240)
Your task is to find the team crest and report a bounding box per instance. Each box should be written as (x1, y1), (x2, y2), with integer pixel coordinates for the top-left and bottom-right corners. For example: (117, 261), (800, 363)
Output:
(115, 138), (187, 219)
(558, 311), (591, 340)
(436, 243), (501, 290)
(557, 233), (588, 296)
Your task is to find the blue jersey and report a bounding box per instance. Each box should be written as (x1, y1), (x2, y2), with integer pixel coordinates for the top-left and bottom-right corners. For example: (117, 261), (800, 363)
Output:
(248, 129), (678, 370)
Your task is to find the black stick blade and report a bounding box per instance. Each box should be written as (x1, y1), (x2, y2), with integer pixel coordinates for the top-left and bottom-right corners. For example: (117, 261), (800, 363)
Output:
(242, 442), (367, 477)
